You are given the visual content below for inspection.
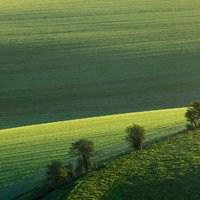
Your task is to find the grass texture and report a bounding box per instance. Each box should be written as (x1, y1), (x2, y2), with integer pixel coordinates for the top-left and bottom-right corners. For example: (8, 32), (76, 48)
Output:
(1, 0), (200, 128)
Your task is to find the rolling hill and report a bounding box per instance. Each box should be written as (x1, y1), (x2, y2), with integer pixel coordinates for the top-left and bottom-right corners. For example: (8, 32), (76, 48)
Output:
(1, 0), (200, 199)
(0, 108), (185, 199)
(1, 0), (200, 128)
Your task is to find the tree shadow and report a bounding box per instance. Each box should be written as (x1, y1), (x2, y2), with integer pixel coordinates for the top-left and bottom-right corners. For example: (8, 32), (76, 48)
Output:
(105, 165), (200, 200)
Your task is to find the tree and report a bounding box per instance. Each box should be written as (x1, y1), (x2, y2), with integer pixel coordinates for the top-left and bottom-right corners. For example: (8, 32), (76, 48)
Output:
(126, 124), (145, 150)
(65, 163), (75, 180)
(71, 139), (95, 173)
(185, 101), (200, 130)
(46, 160), (67, 187)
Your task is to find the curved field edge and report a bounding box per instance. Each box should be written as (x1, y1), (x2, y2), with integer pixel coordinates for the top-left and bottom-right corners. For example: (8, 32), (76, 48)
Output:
(0, 108), (185, 188)
(67, 130), (200, 200)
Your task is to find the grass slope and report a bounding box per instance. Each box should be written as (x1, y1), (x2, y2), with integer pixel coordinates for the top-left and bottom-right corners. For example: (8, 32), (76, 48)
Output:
(0, 108), (185, 189)
(67, 130), (200, 200)
(1, 0), (200, 128)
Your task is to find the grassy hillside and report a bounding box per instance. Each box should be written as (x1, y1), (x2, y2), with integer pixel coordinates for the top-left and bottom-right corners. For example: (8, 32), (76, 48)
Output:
(1, 0), (200, 128)
(0, 108), (185, 189)
(67, 130), (200, 200)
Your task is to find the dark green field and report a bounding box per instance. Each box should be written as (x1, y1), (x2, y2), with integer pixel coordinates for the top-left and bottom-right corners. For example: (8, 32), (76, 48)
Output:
(1, 0), (200, 128)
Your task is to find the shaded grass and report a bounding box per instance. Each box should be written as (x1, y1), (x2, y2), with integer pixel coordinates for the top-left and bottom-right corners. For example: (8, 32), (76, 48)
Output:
(14, 182), (75, 200)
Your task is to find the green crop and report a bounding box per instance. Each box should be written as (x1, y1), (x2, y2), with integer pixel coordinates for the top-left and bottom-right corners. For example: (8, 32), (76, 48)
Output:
(0, 108), (185, 188)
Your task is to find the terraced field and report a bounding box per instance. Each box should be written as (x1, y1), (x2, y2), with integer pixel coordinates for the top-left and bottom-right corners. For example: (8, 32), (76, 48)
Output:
(1, 0), (200, 128)
(67, 130), (200, 200)
(0, 108), (185, 190)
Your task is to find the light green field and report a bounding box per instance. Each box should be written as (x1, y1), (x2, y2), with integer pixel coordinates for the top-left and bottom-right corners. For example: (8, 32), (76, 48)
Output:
(1, 0), (200, 128)
(0, 108), (185, 189)
(67, 130), (200, 200)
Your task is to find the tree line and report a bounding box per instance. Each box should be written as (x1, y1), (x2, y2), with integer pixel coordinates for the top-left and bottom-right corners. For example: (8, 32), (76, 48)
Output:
(35, 100), (200, 198)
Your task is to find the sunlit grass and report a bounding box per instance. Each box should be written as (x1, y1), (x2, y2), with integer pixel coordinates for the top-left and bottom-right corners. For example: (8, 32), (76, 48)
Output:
(0, 108), (185, 187)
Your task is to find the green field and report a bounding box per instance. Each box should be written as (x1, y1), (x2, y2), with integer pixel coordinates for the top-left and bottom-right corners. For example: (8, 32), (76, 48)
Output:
(0, 108), (185, 190)
(1, 0), (200, 199)
(1, 0), (200, 128)
(67, 130), (200, 200)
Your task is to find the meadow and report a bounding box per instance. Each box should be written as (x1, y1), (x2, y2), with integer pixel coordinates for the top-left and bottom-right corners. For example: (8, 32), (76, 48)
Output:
(1, 0), (200, 128)
(1, 0), (200, 199)
(0, 108), (185, 191)
(67, 130), (200, 200)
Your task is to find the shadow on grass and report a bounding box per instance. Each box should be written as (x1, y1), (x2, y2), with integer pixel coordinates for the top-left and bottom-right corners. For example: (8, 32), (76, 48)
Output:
(105, 165), (200, 200)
